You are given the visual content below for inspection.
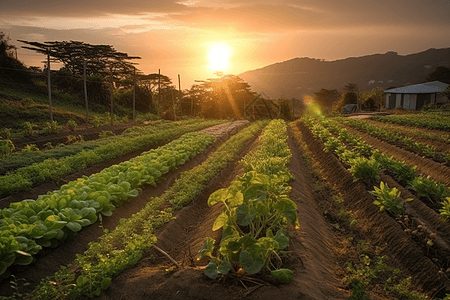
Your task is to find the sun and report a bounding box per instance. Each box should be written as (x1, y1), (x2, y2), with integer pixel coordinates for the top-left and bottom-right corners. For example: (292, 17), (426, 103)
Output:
(207, 42), (231, 72)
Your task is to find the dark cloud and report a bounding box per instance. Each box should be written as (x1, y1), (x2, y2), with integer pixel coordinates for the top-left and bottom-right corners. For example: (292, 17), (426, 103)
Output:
(166, 1), (450, 33)
(0, 0), (187, 17)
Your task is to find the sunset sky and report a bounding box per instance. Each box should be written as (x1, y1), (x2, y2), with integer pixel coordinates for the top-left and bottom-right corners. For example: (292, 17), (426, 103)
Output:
(1, 0), (450, 89)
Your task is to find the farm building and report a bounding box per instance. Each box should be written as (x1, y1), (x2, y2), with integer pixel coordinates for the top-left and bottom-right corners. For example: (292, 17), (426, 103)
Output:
(384, 81), (449, 110)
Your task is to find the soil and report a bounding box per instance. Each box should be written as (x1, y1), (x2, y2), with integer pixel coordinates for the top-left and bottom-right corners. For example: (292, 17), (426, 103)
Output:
(2, 119), (450, 299)
(11, 122), (139, 150)
(344, 126), (450, 186)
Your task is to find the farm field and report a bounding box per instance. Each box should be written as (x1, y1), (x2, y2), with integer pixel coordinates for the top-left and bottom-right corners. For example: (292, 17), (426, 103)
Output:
(1, 114), (450, 299)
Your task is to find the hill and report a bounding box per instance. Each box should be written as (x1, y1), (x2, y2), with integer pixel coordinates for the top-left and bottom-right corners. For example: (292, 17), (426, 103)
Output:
(239, 48), (450, 99)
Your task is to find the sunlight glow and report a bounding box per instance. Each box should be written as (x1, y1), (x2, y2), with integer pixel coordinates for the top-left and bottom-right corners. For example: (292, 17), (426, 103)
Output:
(207, 42), (231, 72)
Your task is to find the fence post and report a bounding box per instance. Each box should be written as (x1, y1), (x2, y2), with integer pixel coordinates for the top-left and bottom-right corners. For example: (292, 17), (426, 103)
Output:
(47, 47), (53, 121)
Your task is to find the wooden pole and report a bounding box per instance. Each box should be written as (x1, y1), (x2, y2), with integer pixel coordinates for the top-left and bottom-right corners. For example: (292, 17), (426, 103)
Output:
(132, 67), (136, 121)
(158, 69), (161, 117)
(83, 60), (88, 116)
(110, 68), (114, 125)
(47, 48), (53, 121)
(171, 89), (176, 120)
(178, 74), (182, 116)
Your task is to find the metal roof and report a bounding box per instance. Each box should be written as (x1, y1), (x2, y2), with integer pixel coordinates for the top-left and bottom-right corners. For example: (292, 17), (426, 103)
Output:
(384, 81), (449, 94)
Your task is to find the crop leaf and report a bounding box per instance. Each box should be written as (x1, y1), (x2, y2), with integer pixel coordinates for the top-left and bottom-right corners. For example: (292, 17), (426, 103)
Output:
(67, 221), (82, 232)
(198, 237), (216, 260)
(236, 204), (256, 226)
(271, 268), (294, 283)
(212, 212), (228, 231)
(274, 198), (299, 229)
(239, 249), (264, 274)
(101, 277), (112, 290)
(204, 259), (219, 279)
(273, 229), (290, 250)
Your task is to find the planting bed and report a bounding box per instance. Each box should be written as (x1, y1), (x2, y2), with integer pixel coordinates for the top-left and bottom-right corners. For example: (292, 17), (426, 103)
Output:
(3, 116), (450, 299)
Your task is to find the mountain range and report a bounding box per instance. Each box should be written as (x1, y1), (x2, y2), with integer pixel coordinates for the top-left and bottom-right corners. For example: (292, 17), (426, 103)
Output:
(238, 48), (450, 99)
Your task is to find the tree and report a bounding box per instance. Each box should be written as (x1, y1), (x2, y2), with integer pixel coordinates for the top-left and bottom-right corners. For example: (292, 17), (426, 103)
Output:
(19, 40), (140, 78)
(332, 83), (358, 112)
(360, 87), (385, 111)
(426, 66), (450, 84)
(313, 89), (341, 113)
(200, 74), (255, 119)
(0, 31), (32, 85)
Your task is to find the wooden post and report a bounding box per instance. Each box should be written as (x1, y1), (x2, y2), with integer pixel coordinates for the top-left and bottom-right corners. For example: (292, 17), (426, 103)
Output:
(132, 67), (136, 121)
(171, 89), (176, 120)
(158, 69), (161, 117)
(109, 68), (114, 125)
(178, 74), (182, 116)
(47, 48), (53, 121)
(83, 60), (88, 116)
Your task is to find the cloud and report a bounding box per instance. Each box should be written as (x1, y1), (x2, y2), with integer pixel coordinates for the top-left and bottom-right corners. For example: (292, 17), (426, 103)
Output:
(0, 0), (187, 17)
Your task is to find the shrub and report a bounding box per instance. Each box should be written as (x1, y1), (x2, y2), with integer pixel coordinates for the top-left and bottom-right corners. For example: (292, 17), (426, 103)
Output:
(23, 121), (34, 136)
(43, 121), (63, 134)
(0, 139), (15, 158)
(67, 119), (77, 131)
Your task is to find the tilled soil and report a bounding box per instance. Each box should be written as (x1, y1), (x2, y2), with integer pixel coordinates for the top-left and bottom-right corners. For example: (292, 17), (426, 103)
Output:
(3, 119), (450, 299)
(297, 121), (450, 297)
(345, 126), (450, 186)
(0, 121), (249, 297)
(97, 126), (348, 300)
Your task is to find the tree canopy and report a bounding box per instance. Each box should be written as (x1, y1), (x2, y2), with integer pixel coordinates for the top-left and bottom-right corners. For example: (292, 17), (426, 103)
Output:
(18, 40), (140, 79)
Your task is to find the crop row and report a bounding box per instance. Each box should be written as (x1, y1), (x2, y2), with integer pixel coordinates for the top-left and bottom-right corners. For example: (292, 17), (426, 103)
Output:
(302, 116), (450, 219)
(0, 131), (217, 279)
(335, 117), (450, 163)
(0, 119), (183, 175)
(199, 119), (299, 283)
(25, 120), (267, 299)
(370, 113), (450, 131)
(0, 118), (224, 198)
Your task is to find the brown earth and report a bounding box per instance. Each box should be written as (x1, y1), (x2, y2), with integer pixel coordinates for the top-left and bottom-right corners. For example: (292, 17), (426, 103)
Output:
(363, 119), (450, 155)
(95, 125), (349, 300)
(11, 122), (139, 150)
(295, 121), (450, 298)
(344, 126), (450, 186)
(3, 119), (450, 299)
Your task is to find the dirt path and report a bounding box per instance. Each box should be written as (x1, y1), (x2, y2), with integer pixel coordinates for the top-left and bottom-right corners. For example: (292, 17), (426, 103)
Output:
(345, 126), (450, 186)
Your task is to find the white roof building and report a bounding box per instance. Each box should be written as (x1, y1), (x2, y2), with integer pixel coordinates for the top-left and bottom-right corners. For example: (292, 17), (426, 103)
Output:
(384, 81), (449, 110)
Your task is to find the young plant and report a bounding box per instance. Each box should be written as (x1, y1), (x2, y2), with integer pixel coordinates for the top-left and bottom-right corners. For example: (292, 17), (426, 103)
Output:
(21, 144), (39, 153)
(67, 119), (77, 131)
(349, 157), (381, 185)
(199, 172), (297, 283)
(23, 121), (34, 136)
(407, 177), (450, 204)
(0, 139), (15, 158)
(439, 197), (450, 222)
(370, 181), (413, 215)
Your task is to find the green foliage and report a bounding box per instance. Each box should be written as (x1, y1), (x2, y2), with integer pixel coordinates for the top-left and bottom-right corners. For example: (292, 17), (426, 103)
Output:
(200, 120), (297, 283)
(99, 130), (115, 139)
(67, 119), (77, 131)
(43, 121), (63, 134)
(0, 130), (217, 278)
(0, 139), (14, 158)
(21, 144), (39, 153)
(407, 177), (450, 204)
(349, 157), (381, 185)
(439, 197), (450, 221)
(22, 121), (34, 136)
(26, 121), (266, 299)
(0, 119), (224, 197)
(370, 181), (413, 214)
